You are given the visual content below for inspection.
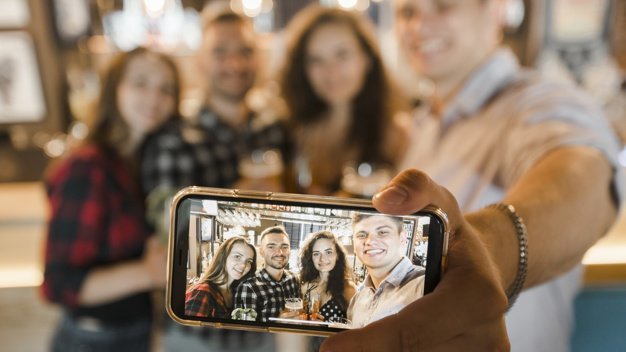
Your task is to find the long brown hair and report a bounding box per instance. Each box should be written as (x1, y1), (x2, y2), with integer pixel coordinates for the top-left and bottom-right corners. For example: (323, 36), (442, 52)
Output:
(88, 47), (181, 150)
(299, 231), (352, 311)
(196, 236), (257, 292)
(280, 5), (397, 165)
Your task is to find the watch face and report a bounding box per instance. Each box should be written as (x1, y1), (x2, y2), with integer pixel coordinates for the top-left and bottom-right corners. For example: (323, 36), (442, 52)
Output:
(53, 0), (91, 42)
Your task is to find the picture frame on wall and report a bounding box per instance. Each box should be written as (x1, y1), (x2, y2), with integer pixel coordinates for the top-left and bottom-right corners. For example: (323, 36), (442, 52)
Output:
(0, 31), (46, 124)
(0, 0), (30, 28)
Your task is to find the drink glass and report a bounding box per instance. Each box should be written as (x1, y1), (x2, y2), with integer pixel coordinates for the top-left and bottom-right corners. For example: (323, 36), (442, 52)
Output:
(237, 148), (284, 191)
(284, 297), (303, 312)
(308, 293), (321, 320)
(328, 316), (352, 329)
(340, 162), (393, 198)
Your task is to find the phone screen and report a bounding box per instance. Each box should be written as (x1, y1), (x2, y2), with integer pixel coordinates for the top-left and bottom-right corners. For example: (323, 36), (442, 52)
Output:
(168, 188), (447, 335)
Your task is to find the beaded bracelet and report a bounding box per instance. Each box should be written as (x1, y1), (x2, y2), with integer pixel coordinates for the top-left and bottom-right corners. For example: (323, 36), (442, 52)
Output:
(487, 203), (528, 311)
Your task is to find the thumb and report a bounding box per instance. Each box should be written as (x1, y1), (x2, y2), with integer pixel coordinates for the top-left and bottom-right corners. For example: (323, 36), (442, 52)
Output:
(373, 168), (463, 230)
(320, 328), (367, 352)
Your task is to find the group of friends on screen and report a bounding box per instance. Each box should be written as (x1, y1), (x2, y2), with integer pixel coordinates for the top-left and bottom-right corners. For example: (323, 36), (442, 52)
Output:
(184, 213), (426, 329)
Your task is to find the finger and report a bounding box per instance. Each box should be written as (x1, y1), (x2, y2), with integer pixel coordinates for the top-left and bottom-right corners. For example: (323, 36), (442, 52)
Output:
(326, 168), (507, 350)
(428, 320), (510, 352)
(321, 324), (390, 352)
(322, 227), (508, 351)
(373, 169), (463, 230)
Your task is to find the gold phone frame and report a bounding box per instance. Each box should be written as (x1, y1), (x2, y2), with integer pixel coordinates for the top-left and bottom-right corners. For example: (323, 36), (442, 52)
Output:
(165, 186), (449, 336)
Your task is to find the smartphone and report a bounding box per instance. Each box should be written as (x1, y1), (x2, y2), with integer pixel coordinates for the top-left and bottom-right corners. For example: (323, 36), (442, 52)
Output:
(166, 187), (449, 336)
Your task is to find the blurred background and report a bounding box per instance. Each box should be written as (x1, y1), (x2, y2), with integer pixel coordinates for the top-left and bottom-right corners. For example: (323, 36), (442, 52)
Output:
(0, 0), (625, 351)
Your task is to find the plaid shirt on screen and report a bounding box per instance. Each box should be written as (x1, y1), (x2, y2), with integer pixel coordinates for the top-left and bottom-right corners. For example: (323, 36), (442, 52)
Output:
(41, 144), (152, 321)
(185, 282), (229, 319)
(234, 269), (300, 322)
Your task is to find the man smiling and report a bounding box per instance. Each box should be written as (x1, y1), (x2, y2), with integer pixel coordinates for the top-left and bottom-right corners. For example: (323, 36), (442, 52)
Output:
(234, 226), (300, 322)
(347, 213), (425, 328)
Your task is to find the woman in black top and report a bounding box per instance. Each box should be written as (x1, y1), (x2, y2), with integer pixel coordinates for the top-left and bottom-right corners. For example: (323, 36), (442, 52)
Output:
(299, 231), (356, 323)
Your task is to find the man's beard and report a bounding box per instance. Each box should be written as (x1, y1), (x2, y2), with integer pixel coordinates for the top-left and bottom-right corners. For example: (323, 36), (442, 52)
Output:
(212, 80), (252, 103)
(266, 256), (288, 270)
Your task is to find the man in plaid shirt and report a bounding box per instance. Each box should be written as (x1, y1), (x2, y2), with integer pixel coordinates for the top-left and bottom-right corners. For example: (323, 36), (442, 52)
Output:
(140, 7), (290, 196)
(234, 226), (300, 322)
(140, 6), (284, 350)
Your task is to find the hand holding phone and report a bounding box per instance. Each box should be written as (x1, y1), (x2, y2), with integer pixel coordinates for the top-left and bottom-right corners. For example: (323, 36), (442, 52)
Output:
(321, 169), (510, 351)
(166, 187), (449, 336)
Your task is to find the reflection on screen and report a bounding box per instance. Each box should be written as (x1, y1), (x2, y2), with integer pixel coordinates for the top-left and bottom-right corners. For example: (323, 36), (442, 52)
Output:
(182, 199), (431, 330)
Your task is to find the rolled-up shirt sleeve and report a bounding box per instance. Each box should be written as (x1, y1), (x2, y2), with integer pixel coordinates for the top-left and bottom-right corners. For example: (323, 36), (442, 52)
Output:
(501, 82), (624, 209)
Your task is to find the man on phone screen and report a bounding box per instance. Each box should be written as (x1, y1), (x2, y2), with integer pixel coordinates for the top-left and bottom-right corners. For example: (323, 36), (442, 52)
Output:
(347, 214), (425, 328)
(234, 226), (300, 322)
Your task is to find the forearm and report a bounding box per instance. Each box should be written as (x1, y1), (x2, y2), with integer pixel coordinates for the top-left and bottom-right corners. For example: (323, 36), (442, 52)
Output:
(468, 146), (618, 291)
(78, 259), (153, 306)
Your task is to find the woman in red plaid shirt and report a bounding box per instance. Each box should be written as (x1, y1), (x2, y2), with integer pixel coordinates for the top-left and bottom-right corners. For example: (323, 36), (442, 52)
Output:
(185, 236), (257, 318)
(42, 47), (181, 352)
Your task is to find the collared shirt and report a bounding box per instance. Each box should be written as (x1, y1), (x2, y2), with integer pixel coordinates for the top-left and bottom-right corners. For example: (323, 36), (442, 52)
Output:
(348, 257), (425, 328)
(400, 48), (623, 211)
(400, 48), (624, 351)
(42, 144), (153, 324)
(141, 107), (290, 195)
(234, 269), (300, 322)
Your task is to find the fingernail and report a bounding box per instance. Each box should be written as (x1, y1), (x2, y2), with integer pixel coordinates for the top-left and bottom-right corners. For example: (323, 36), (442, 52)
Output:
(374, 186), (408, 205)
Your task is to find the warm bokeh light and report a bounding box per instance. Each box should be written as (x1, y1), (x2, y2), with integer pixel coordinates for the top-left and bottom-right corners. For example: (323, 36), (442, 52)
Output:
(583, 245), (626, 265)
(338, 0), (359, 9)
(143, 0), (168, 18)
(0, 266), (43, 288)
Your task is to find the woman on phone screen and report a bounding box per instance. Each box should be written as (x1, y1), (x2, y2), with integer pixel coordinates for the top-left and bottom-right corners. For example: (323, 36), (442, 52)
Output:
(185, 236), (257, 318)
(299, 231), (356, 322)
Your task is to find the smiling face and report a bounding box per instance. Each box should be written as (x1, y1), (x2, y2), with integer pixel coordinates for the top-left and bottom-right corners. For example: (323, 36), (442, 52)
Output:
(225, 242), (255, 283)
(198, 20), (257, 101)
(353, 215), (407, 275)
(394, 0), (503, 87)
(116, 53), (177, 139)
(260, 232), (291, 270)
(304, 22), (371, 107)
(311, 238), (338, 273)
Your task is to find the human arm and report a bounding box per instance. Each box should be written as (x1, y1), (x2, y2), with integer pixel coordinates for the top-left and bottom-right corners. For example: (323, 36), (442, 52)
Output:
(78, 236), (166, 306)
(469, 146), (617, 289)
(321, 145), (618, 351)
(42, 154), (166, 309)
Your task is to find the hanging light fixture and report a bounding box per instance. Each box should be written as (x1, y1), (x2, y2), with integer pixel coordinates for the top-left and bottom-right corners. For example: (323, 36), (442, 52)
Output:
(102, 0), (201, 52)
